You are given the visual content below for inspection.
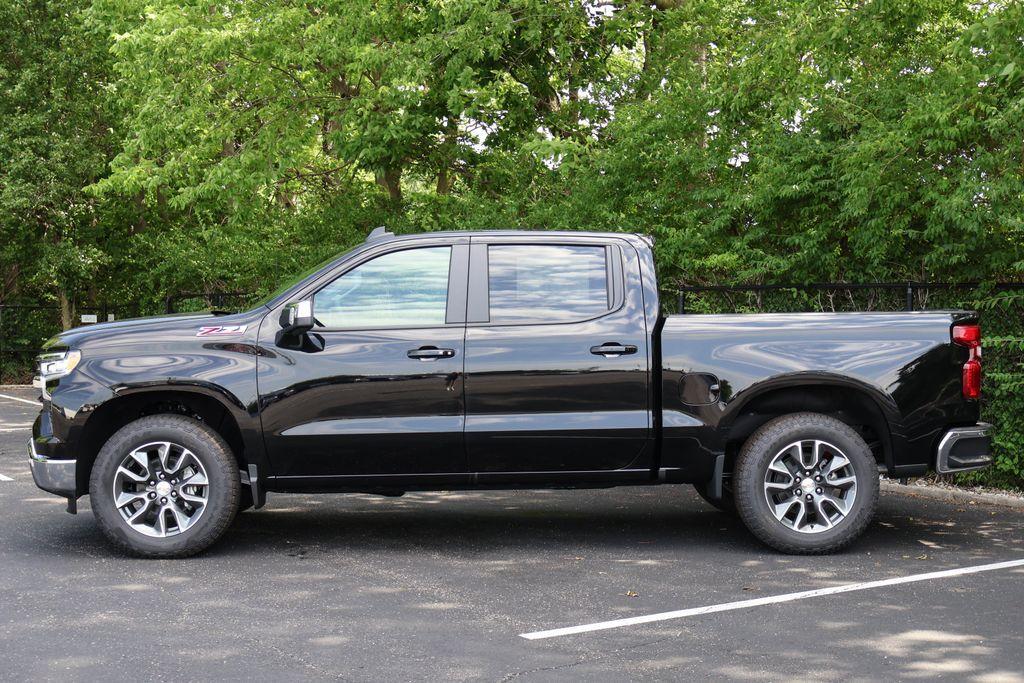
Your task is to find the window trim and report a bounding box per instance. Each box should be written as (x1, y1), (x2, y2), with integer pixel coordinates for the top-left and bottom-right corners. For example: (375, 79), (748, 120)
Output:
(467, 239), (626, 327)
(466, 243), (489, 324)
(310, 243), (467, 332)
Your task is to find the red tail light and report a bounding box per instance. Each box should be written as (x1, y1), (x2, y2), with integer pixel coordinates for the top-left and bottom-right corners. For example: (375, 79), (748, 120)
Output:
(962, 359), (981, 399)
(952, 324), (982, 399)
(953, 324), (981, 349)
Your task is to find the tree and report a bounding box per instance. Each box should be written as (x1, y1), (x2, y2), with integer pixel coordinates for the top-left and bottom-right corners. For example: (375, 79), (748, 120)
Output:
(0, 0), (123, 328)
(495, 0), (1023, 291)
(89, 0), (641, 213)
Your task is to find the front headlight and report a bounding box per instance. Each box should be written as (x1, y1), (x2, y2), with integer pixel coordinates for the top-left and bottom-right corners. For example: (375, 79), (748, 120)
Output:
(34, 349), (82, 385)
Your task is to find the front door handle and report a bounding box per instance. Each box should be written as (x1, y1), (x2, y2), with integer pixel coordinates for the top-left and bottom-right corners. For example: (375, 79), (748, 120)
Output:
(407, 346), (456, 361)
(590, 343), (638, 358)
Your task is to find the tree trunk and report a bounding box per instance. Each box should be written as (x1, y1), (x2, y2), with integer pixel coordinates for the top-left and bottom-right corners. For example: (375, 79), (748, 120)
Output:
(637, 0), (681, 99)
(637, 10), (661, 100)
(436, 116), (458, 195)
(58, 290), (75, 331)
(131, 189), (147, 234)
(0, 263), (19, 302)
(376, 167), (403, 204)
(436, 167), (451, 196)
(641, 24), (652, 83)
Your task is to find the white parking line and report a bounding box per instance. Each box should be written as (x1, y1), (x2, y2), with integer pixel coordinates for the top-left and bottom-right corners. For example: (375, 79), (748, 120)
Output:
(519, 558), (1024, 640)
(0, 474), (13, 481)
(0, 393), (38, 406)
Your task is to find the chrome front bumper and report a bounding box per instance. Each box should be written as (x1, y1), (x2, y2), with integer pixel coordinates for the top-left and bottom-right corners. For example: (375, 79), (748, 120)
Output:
(936, 423), (993, 474)
(28, 438), (77, 497)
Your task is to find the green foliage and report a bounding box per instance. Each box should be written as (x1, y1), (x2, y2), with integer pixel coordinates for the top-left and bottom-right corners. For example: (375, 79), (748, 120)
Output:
(956, 292), (1024, 490)
(0, 0), (128, 326)
(533, 0), (1024, 290)
(976, 337), (1024, 489)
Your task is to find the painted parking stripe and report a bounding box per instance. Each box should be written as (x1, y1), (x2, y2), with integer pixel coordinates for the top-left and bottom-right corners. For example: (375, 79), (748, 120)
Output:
(0, 393), (38, 406)
(0, 474), (13, 481)
(520, 558), (1024, 640)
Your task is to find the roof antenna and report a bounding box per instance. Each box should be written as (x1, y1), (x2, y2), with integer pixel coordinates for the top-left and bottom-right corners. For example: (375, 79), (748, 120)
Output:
(366, 226), (394, 242)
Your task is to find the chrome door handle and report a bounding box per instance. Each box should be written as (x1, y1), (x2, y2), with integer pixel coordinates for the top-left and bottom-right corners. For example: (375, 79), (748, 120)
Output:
(590, 343), (638, 357)
(407, 346), (456, 361)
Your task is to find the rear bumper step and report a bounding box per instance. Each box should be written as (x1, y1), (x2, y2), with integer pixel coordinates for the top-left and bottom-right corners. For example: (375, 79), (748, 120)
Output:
(936, 423), (993, 474)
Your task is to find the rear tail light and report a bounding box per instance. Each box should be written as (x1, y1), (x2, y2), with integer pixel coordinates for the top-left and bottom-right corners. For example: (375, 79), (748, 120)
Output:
(952, 324), (982, 399)
(962, 359), (981, 399)
(953, 324), (981, 349)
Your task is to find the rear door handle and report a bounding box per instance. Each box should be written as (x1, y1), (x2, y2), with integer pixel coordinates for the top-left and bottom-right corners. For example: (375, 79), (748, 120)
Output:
(590, 343), (638, 357)
(407, 346), (456, 361)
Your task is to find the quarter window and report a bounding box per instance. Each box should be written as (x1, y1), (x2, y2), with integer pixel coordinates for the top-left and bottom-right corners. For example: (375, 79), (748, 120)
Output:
(314, 247), (451, 329)
(487, 245), (609, 323)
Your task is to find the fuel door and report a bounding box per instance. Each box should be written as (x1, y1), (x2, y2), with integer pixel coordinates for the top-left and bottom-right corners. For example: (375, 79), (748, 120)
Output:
(679, 372), (721, 406)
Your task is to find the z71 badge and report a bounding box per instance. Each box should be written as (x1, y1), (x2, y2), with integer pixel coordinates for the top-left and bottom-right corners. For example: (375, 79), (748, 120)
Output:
(196, 325), (247, 337)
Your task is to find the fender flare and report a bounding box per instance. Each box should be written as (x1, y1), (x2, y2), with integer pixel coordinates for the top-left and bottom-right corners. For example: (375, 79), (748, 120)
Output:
(718, 372), (905, 473)
(76, 380), (269, 495)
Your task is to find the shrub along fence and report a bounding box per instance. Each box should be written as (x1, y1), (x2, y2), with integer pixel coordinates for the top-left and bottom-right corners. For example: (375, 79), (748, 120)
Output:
(0, 293), (256, 383)
(676, 282), (1024, 491)
(0, 303), (140, 384)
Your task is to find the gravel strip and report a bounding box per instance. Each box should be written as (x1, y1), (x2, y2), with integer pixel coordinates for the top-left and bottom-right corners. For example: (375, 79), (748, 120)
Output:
(882, 479), (1024, 510)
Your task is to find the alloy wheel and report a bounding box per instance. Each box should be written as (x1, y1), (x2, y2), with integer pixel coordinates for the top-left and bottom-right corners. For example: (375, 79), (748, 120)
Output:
(111, 441), (209, 538)
(762, 439), (858, 534)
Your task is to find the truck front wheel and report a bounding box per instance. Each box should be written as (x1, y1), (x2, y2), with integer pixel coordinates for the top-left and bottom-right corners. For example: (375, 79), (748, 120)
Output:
(733, 413), (879, 554)
(89, 415), (240, 558)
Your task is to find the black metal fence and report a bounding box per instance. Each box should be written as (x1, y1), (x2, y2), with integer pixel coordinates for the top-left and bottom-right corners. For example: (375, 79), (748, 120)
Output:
(0, 293), (262, 383)
(676, 281), (1024, 315)
(4, 282), (1023, 384)
(164, 292), (256, 314)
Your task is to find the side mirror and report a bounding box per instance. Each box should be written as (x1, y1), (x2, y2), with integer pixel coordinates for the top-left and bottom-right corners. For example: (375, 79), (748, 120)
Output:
(279, 299), (315, 336)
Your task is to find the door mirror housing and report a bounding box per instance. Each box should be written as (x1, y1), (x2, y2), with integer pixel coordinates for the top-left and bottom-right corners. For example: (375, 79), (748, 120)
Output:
(279, 299), (315, 336)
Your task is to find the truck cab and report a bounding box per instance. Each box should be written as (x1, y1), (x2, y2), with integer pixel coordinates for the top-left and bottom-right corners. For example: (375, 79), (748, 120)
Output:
(258, 229), (656, 486)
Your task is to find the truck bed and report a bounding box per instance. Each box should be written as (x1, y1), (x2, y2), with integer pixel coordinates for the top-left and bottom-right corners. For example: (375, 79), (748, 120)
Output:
(657, 311), (979, 481)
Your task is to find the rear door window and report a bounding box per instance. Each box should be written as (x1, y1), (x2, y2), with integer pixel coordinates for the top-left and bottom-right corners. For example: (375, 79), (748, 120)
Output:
(487, 245), (609, 324)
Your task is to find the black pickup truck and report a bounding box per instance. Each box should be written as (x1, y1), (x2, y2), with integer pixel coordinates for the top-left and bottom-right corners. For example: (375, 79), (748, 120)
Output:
(29, 229), (991, 557)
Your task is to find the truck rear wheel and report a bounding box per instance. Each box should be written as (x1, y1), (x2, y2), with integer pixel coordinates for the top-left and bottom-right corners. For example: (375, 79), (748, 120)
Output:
(89, 414), (240, 558)
(733, 412), (879, 554)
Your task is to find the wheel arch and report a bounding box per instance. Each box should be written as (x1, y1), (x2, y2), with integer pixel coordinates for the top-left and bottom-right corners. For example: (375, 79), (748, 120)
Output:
(719, 375), (900, 474)
(75, 386), (250, 494)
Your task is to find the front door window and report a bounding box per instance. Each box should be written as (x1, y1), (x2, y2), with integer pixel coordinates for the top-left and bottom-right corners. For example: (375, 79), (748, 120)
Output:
(314, 247), (452, 329)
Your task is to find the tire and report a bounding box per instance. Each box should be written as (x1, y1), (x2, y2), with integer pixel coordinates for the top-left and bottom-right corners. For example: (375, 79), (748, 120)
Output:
(733, 412), (879, 554)
(693, 479), (737, 515)
(89, 414), (240, 558)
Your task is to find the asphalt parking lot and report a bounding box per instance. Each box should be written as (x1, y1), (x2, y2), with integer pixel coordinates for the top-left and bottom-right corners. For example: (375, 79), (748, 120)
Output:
(2, 385), (1023, 682)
